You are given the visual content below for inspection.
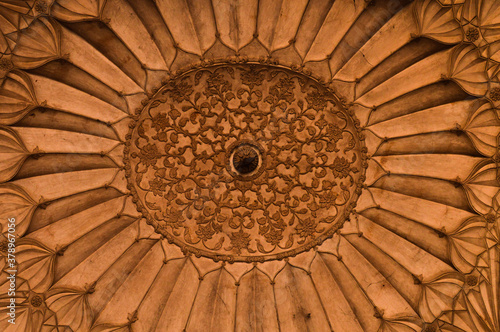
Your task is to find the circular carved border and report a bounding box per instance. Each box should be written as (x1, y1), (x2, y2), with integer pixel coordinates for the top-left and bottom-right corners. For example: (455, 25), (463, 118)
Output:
(123, 60), (368, 263)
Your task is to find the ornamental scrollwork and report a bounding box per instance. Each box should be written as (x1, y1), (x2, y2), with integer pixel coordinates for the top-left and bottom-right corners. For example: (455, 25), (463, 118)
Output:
(125, 63), (366, 262)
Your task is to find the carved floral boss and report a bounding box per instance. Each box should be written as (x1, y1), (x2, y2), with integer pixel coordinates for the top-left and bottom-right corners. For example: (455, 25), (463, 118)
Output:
(125, 63), (366, 262)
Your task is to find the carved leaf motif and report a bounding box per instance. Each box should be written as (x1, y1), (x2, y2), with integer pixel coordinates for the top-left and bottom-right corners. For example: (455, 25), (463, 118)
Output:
(449, 44), (489, 96)
(0, 70), (37, 125)
(16, 238), (56, 293)
(418, 273), (463, 322)
(464, 100), (500, 156)
(0, 126), (29, 183)
(0, 183), (36, 237)
(45, 288), (94, 332)
(463, 161), (500, 215)
(448, 216), (488, 273)
(414, 0), (462, 44)
(12, 17), (61, 69)
(51, 0), (104, 21)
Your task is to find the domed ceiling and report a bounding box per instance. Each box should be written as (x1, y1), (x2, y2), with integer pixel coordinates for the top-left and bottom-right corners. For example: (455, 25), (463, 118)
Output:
(0, 0), (499, 331)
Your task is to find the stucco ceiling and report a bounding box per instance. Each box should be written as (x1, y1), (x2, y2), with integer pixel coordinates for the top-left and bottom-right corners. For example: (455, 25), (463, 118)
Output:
(0, 0), (499, 331)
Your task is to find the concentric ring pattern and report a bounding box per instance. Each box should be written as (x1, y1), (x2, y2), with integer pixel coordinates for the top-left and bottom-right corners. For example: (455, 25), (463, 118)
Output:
(0, 0), (498, 331)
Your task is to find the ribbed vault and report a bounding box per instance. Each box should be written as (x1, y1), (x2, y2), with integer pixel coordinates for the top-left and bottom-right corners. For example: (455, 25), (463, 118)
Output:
(0, 0), (499, 331)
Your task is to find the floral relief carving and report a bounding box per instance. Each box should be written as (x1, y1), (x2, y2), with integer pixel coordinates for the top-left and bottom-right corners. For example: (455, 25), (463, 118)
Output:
(465, 27), (480, 42)
(125, 63), (366, 262)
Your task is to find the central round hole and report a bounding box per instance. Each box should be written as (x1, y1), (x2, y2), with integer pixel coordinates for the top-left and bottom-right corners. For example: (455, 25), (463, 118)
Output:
(233, 145), (259, 174)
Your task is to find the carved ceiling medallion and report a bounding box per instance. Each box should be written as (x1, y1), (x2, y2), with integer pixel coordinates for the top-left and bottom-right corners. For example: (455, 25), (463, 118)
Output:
(125, 63), (367, 262)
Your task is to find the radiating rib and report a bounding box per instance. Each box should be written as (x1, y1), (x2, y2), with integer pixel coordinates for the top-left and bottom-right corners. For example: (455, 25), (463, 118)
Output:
(186, 268), (237, 332)
(212, 0), (258, 51)
(304, 0), (369, 62)
(367, 100), (476, 138)
(93, 241), (165, 326)
(371, 154), (484, 180)
(125, 0), (177, 67)
(274, 264), (331, 332)
(155, 0), (216, 55)
(235, 268), (279, 332)
(25, 195), (128, 250)
(102, 0), (169, 71)
(27, 73), (128, 122)
(356, 48), (453, 106)
(11, 168), (121, 201)
(60, 24), (143, 94)
(309, 254), (365, 332)
(12, 127), (121, 154)
(257, 0), (308, 52)
(335, 6), (417, 82)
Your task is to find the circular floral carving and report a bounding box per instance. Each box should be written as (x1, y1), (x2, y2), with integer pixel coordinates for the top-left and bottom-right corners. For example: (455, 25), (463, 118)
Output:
(30, 295), (43, 307)
(485, 213), (496, 223)
(490, 87), (500, 101)
(125, 63), (366, 262)
(466, 275), (478, 286)
(422, 326), (437, 332)
(0, 240), (7, 253)
(465, 27), (480, 42)
(0, 58), (13, 71)
(34, 0), (48, 13)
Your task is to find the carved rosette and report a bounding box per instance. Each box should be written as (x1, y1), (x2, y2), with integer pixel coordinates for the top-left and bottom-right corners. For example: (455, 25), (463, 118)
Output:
(125, 63), (366, 262)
